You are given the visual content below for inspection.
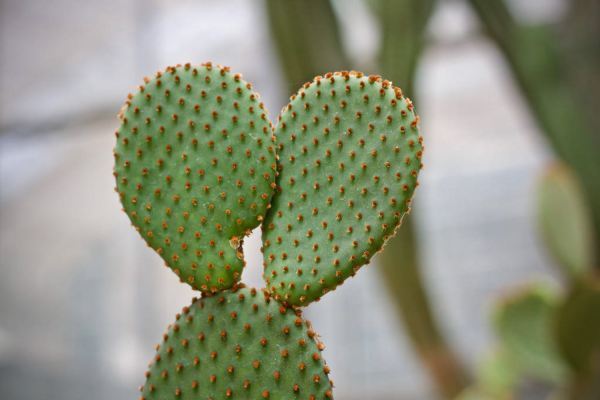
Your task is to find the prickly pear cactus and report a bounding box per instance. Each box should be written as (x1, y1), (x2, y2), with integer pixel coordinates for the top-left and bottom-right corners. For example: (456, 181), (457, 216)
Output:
(494, 284), (566, 383)
(140, 287), (333, 400)
(113, 62), (425, 399)
(262, 71), (423, 306)
(114, 63), (277, 293)
(537, 163), (594, 278)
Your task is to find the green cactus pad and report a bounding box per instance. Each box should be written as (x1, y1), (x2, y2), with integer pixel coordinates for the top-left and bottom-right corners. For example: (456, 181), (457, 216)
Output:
(494, 284), (565, 383)
(262, 71), (423, 306)
(140, 287), (333, 400)
(555, 279), (600, 375)
(114, 63), (276, 293)
(537, 163), (594, 278)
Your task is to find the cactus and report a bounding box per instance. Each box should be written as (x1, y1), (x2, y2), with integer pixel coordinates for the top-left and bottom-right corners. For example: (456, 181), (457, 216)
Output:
(475, 349), (520, 399)
(262, 71), (424, 306)
(458, 284), (567, 399)
(537, 163), (595, 279)
(113, 63), (277, 293)
(493, 284), (566, 384)
(114, 62), (424, 398)
(555, 279), (600, 378)
(139, 287), (333, 400)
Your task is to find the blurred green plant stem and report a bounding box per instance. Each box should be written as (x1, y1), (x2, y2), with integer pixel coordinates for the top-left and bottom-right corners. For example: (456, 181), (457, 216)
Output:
(265, 0), (469, 398)
(379, 221), (469, 398)
(466, 0), (600, 263)
(374, 0), (469, 397)
(264, 0), (348, 93)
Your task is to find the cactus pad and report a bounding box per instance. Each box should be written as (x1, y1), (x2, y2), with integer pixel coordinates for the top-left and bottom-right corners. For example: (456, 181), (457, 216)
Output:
(262, 72), (423, 306)
(114, 63), (276, 293)
(140, 287), (333, 400)
(537, 163), (594, 278)
(555, 279), (600, 375)
(494, 284), (565, 383)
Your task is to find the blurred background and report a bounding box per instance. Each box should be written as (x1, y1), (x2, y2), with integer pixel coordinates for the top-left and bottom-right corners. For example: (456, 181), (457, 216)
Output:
(1, 0), (598, 399)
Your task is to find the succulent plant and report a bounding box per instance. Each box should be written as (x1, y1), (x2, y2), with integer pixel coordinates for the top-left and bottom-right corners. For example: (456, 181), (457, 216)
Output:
(537, 163), (595, 279)
(493, 284), (566, 384)
(114, 63), (277, 293)
(555, 279), (600, 377)
(461, 277), (600, 400)
(263, 71), (423, 306)
(114, 63), (423, 399)
(140, 286), (332, 400)
(456, 284), (566, 400)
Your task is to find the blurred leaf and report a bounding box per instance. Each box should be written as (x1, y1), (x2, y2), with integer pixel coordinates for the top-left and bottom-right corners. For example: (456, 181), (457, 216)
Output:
(537, 163), (595, 278)
(477, 349), (520, 398)
(494, 284), (567, 383)
(555, 279), (600, 375)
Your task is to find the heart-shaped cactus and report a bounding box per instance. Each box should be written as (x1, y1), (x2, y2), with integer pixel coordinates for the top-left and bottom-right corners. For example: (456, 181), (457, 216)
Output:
(114, 63), (277, 293)
(262, 71), (423, 306)
(140, 287), (333, 400)
(114, 63), (425, 399)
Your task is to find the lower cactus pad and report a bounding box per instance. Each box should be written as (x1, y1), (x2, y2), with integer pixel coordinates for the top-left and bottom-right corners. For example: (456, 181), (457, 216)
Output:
(140, 287), (333, 399)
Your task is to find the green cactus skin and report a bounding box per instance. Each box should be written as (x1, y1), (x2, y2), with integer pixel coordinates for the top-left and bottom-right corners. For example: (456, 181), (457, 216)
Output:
(262, 71), (423, 306)
(114, 63), (277, 293)
(140, 286), (333, 400)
